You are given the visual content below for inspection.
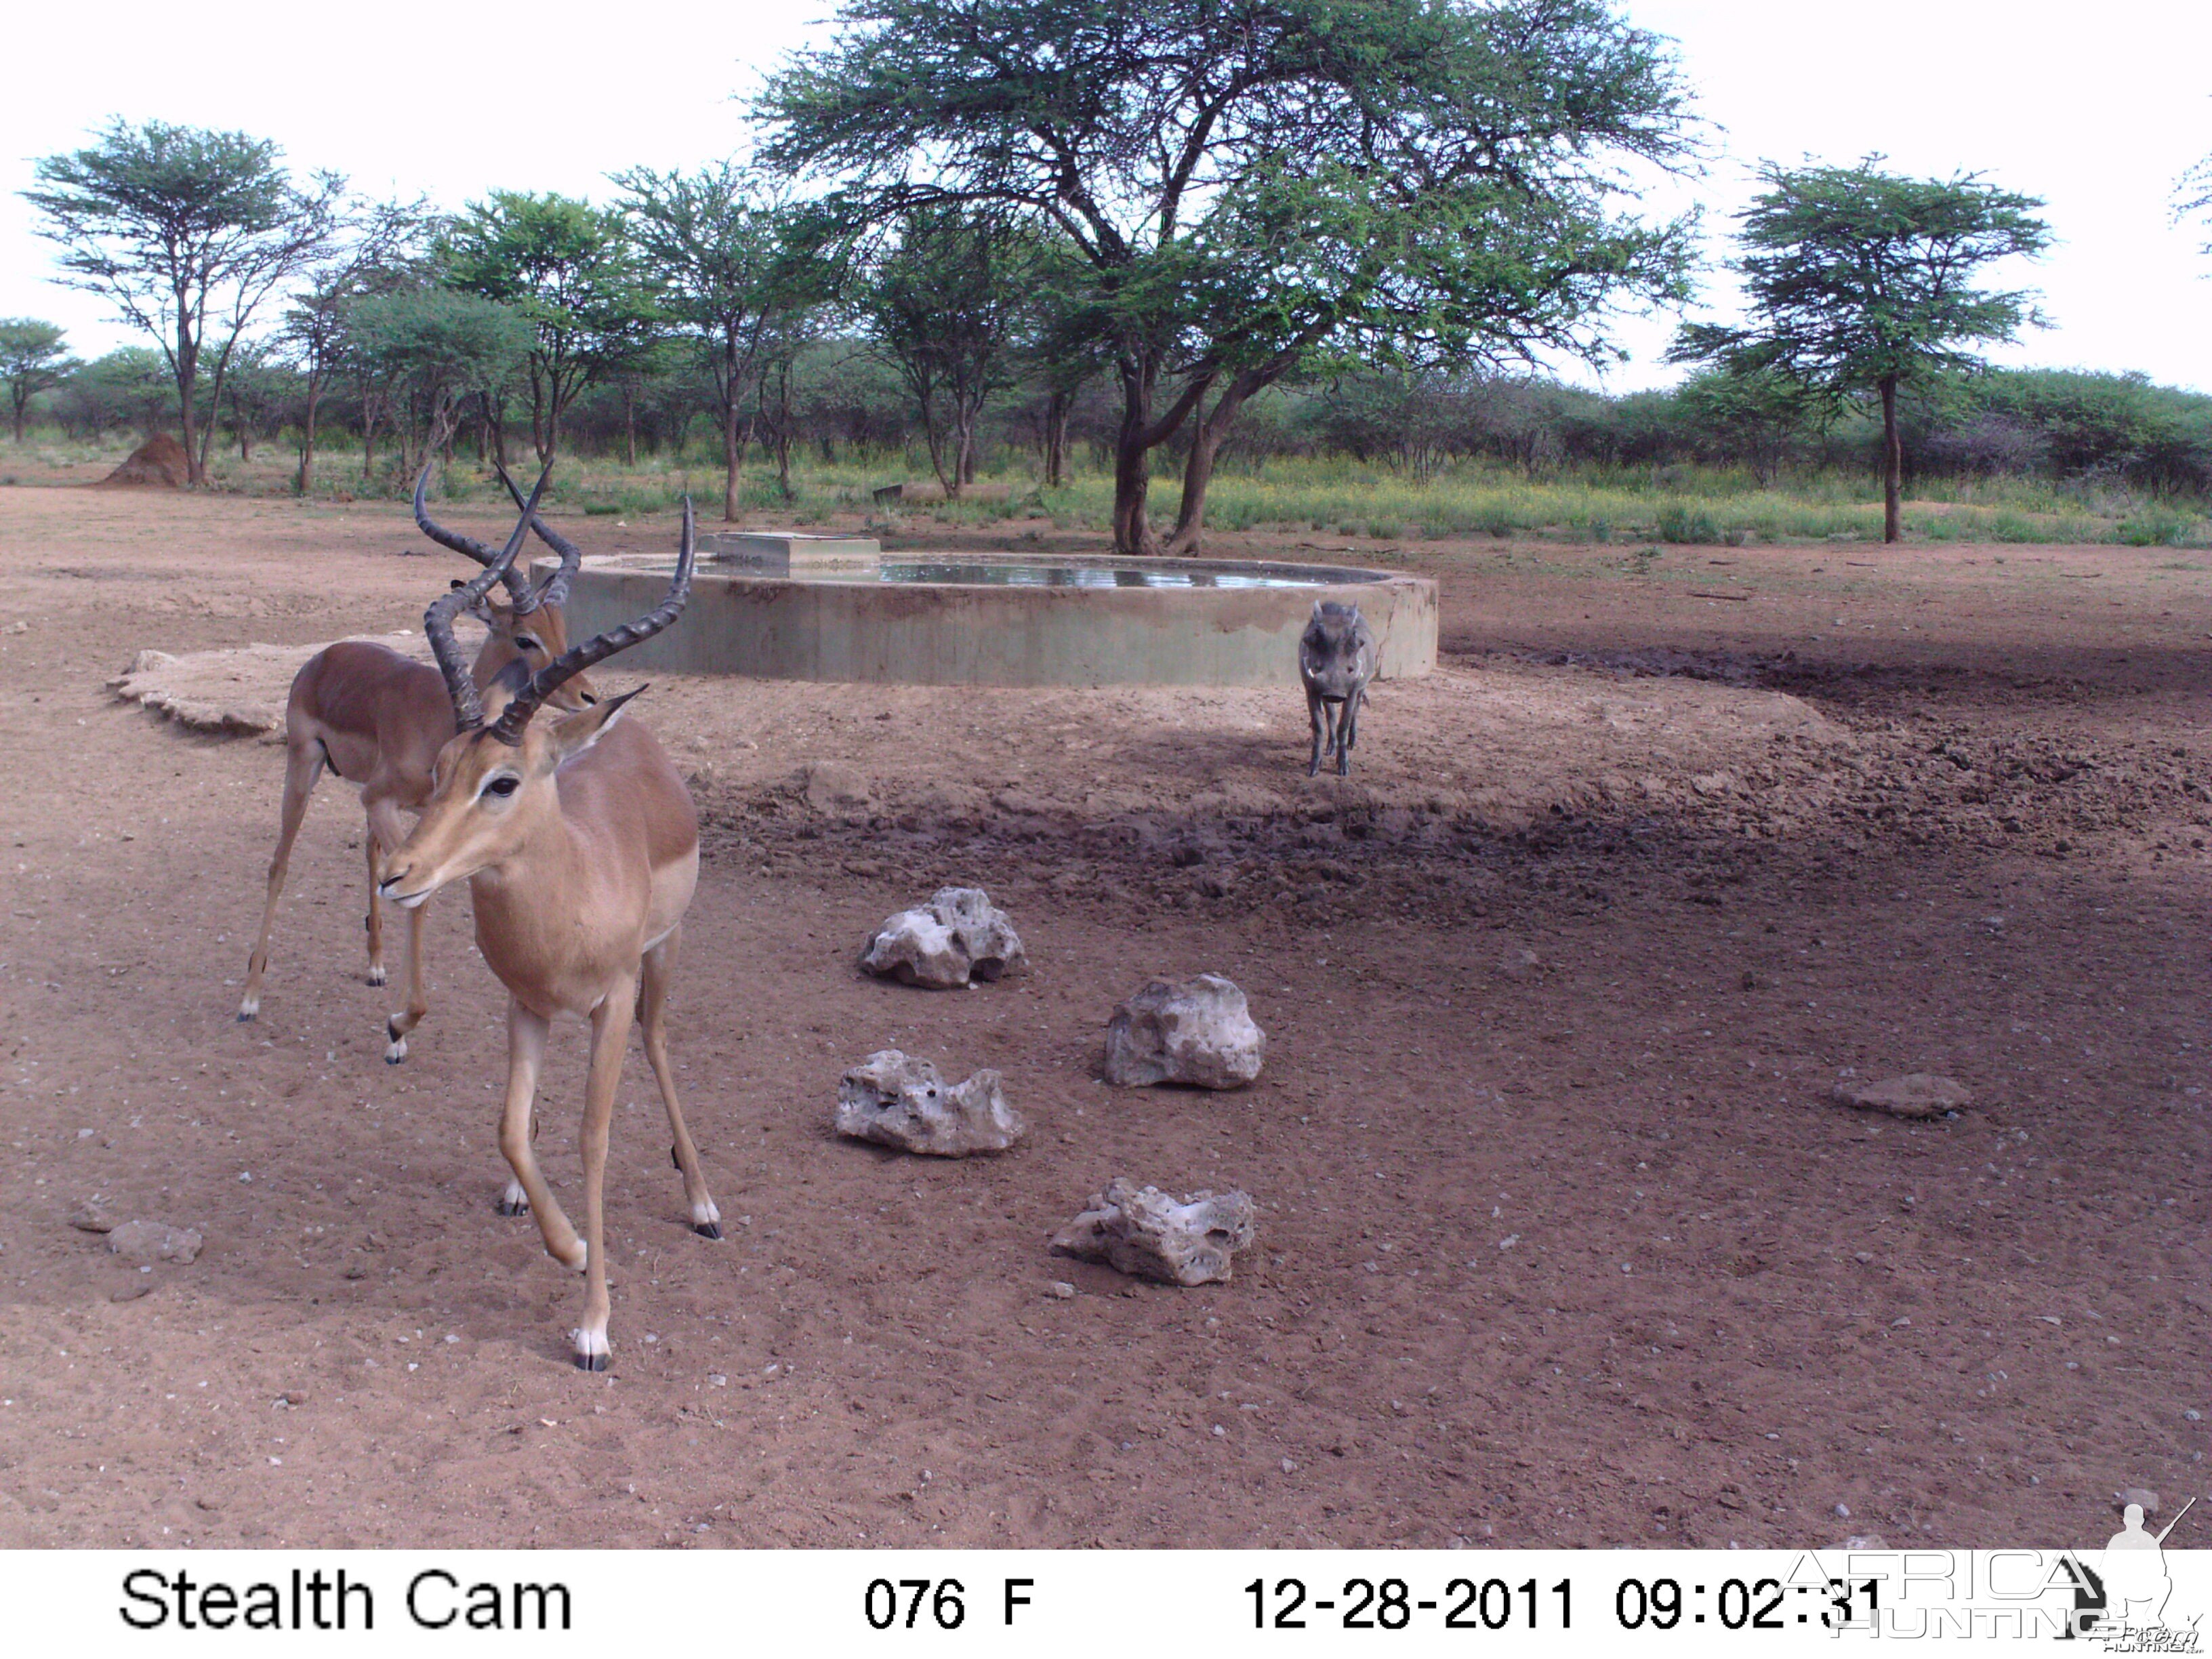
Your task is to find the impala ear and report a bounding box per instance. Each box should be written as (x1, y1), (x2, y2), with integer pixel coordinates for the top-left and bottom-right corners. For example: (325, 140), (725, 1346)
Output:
(449, 577), (498, 624)
(546, 685), (642, 764)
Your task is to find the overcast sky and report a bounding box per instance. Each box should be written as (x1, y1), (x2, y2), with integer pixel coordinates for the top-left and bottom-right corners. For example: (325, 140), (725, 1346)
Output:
(1, 0), (2207, 393)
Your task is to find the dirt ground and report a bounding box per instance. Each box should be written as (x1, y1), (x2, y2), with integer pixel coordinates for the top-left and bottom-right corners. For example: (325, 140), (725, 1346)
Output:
(1, 484), (2207, 1551)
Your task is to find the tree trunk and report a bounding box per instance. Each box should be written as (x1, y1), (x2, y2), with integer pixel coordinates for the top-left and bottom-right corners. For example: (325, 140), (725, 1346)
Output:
(622, 382), (637, 467)
(173, 300), (205, 487)
(1044, 390), (1070, 489)
(1879, 375), (1902, 544)
(11, 390), (26, 444)
(725, 400), (743, 522)
(775, 400), (794, 500)
(297, 378), (322, 495)
(918, 384), (955, 499)
(1111, 354), (1160, 556)
(197, 352), (233, 485)
(1164, 377), (1257, 555)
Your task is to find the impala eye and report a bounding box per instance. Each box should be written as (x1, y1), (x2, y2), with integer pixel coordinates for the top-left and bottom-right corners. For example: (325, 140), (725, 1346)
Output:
(483, 775), (521, 800)
(514, 635), (541, 653)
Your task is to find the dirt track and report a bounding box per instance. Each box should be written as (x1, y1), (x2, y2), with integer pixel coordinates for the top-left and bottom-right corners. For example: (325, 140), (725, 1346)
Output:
(1, 484), (2207, 1549)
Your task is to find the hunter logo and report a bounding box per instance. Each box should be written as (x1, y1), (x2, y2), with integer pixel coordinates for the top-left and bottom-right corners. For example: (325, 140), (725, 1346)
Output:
(2071, 1496), (2200, 1649)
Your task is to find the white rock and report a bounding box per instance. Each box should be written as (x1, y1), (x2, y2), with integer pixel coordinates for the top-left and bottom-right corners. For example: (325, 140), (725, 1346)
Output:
(1832, 1073), (1971, 1120)
(1103, 975), (1265, 1089)
(834, 1050), (1024, 1155)
(1050, 1178), (1258, 1286)
(861, 886), (1027, 989)
(106, 1221), (203, 1265)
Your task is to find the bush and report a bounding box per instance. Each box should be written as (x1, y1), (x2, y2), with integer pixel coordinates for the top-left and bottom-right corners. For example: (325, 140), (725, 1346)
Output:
(1656, 503), (1723, 544)
(2117, 504), (2197, 547)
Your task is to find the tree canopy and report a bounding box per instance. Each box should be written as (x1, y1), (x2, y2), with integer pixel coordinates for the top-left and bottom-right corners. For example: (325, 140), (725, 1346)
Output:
(761, 0), (1700, 551)
(2179, 150), (2212, 258)
(344, 289), (533, 476)
(439, 191), (661, 462)
(1671, 156), (2049, 540)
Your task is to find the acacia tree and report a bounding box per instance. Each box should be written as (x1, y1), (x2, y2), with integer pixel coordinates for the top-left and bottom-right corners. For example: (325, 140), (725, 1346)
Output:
(342, 289), (533, 483)
(218, 340), (292, 462)
(439, 192), (660, 463)
(1671, 157), (2049, 543)
(22, 120), (342, 484)
(862, 207), (1034, 496)
(0, 319), (80, 442)
(283, 197), (429, 493)
(612, 163), (793, 519)
(1673, 363), (1826, 486)
(750, 248), (842, 499)
(762, 0), (1697, 553)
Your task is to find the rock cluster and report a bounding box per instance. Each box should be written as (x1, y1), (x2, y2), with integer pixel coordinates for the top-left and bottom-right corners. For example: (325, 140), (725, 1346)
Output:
(1050, 1179), (1258, 1286)
(106, 1220), (203, 1265)
(861, 887), (1027, 989)
(1103, 975), (1265, 1088)
(834, 1050), (1024, 1156)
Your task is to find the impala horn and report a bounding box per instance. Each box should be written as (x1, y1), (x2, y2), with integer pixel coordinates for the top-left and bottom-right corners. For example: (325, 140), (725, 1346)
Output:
(495, 462), (584, 613)
(412, 462), (547, 607)
(486, 497), (696, 748)
(422, 467), (552, 731)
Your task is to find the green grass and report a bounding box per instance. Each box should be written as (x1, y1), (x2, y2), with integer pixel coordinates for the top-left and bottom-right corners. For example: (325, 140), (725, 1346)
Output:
(12, 430), (2210, 547)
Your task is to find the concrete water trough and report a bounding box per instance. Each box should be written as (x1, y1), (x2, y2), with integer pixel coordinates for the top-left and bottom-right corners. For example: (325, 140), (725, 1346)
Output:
(542, 531), (1437, 689)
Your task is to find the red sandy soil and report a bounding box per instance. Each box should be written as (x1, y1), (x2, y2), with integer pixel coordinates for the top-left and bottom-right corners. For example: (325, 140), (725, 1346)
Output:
(0, 485), (2207, 1550)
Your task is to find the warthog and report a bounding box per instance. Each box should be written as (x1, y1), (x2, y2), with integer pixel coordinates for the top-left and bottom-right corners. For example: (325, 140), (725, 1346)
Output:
(1298, 600), (1378, 776)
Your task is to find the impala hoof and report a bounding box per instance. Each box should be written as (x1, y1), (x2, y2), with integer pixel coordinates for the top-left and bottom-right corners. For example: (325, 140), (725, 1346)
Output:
(571, 1326), (611, 1370)
(495, 1195), (530, 1218)
(237, 995), (259, 1021)
(384, 1042), (407, 1065)
(236, 1010), (255, 1023)
(692, 1220), (722, 1240)
(367, 966), (388, 987)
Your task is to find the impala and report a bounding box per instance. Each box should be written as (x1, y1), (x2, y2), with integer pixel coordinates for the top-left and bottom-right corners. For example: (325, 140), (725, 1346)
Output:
(238, 465), (595, 1063)
(377, 501), (714, 1370)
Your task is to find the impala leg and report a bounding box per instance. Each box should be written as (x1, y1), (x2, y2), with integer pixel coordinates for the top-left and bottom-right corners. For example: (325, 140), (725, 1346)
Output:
(362, 825), (386, 987)
(495, 999), (580, 1261)
(240, 739), (324, 1021)
(367, 797), (430, 1063)
(640, 928), (719, 1239)
(573, 978), (636, 1371)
